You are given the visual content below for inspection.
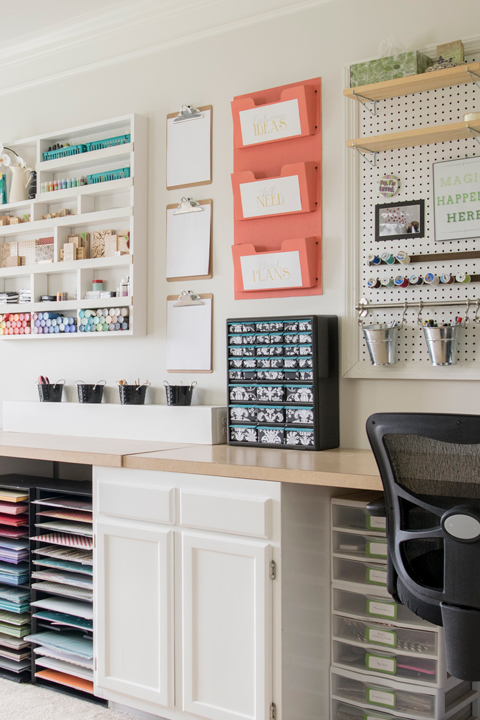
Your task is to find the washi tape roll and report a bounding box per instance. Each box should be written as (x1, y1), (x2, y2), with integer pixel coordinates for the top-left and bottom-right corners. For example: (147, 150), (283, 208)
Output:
(456, 272), (471, 283)
(394, 275), (409, 287)
(381, 252), (395, 265)
(424, 273), (440, 285)
(395, 250), (410, 265)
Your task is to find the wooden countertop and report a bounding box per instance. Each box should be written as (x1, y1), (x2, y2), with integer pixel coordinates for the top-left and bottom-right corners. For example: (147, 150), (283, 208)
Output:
(0, 431), (382, 489)
(123, 445), (382, 489)
(0, 431), (191, 468)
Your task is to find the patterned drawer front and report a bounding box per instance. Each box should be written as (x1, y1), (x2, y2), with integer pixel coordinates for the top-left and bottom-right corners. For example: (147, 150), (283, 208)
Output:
(284, 345), (300, 356)
(230, 425), (258, 442)
(228, 334), (243, 345)
(243, 334), (256, 344)
(298, 358), (313, 368)
(284, 333), (299, 344)
(299, 370), (314, 380)
(229, 370), (244, 380)
(285, 428), (315, 446)
(257, 406), (285, 424)
(256, 321), (284, 332)
(285, 385), (314, 403)
(257, 385), (284, 402)
(229, 323), (255, 333)
(299, 320), (312, 331)
(243, 358), (257, 369)
(285, 371), (301, 381)
(228, 323), (242, 333)
(229, 385), (257, 401)
(230, 345), (254, 357)
(284, 321), (299, 331)
(283, 358), (298, 368)
(256, 345), (271, 356)
(229, 358), (243, 369)
(270, 358), (284, 368)
(270, 345), (283, 356)
(286, 407), (314, 425)
(241, 323), (255, 333)
(256, 334), (270, 344)
(299, 344), (313, 356)
(258, 426), (285, 445)
(299, 333), (313, 344)
(230, 406), (257, 423)
(257, 370), (285, 380)
(270, 333), (283, 344)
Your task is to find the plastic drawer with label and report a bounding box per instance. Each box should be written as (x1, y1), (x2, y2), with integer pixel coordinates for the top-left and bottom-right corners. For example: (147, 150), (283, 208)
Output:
(332, 638), (446, 687)
(332, 585), (436, 629)
(332, 615), (441, 658)
(331, 668), (473, 720)
(332, 492), (387, 534)
(333, 558), (388, 588)
(333, 531), (388, 562)
(331, 699), (475, 720)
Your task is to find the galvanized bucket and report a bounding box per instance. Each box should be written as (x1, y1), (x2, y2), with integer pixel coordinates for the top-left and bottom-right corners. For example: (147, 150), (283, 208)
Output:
(363, 324), (398, 366)
(423, 326), (460, 366)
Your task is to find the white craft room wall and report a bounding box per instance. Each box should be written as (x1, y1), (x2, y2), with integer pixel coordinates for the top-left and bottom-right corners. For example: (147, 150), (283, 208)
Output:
(1, 0), (480, 449)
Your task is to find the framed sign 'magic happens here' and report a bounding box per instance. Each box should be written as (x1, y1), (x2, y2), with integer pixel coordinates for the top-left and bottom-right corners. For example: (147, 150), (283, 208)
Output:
(433, 156), (480, 242)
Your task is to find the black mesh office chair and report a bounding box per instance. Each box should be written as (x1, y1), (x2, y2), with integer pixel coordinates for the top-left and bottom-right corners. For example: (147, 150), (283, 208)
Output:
(366, 412), (480, 681)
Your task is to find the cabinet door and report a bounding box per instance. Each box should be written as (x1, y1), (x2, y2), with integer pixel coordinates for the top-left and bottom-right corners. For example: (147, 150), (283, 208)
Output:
(95, 519), (173, 708)
(181, 533), (272, 720)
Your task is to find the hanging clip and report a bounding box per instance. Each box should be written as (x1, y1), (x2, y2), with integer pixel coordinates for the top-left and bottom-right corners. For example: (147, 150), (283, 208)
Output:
(463, 299), (471, 327)
(173, 105), (204, 123)
(400, 300), (408, 327)
(173, 197), (204, 215)
(173, 290), (204, 307)
(416, 300), (424, 327)
(357, 298), (370, 326)
(474, 300), (480, 325)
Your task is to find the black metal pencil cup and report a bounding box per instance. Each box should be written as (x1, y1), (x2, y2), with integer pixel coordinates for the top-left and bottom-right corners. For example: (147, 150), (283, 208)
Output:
(37, 380), (65, 402)
(77, 381), (106, 404)
(164, 381), (197, 406)
(118, 382), (150, 405)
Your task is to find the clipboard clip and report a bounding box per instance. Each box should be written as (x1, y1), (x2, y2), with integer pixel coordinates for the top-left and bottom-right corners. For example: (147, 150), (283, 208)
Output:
(173, 197), (204, 215)
(174, 290), (204, 307)
(173, 105), (204, 123)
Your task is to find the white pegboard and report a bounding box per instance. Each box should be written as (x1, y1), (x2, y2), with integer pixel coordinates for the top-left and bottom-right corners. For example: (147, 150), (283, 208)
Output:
(358, 53), (480, 366)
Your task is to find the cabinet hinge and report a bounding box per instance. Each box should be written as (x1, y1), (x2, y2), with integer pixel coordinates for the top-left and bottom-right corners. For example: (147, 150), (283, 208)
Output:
(270, 703), (276, 720)
(269, 560), (276, 580)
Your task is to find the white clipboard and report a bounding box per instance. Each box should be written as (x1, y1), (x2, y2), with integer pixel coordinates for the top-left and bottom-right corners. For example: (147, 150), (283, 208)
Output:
(166, 199), (212, 281)
(166, 106), (212, 190)
(166, 293), (213, 373)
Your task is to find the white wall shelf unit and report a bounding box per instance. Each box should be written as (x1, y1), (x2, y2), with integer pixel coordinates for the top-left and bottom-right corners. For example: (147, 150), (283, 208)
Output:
(343, 45), (480, 379)
(0, 114), (146, 339)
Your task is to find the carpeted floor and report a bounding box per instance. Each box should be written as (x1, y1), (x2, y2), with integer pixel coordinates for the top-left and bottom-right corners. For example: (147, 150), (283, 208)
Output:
(0, 678), (135, 720)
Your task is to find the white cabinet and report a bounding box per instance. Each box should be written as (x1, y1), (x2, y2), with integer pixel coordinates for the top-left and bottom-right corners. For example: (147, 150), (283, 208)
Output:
(181, 533), (271, 720)
(93, 467), (332, 720)
(95, 518), (174, 708)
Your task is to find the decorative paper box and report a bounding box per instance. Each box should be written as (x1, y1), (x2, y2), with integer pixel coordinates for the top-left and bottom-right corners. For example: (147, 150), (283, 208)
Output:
(350, 51), (433, 88)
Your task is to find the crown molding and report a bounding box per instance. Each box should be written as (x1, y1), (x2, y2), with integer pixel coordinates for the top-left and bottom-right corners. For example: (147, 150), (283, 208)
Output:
(0, 0), (336, 95)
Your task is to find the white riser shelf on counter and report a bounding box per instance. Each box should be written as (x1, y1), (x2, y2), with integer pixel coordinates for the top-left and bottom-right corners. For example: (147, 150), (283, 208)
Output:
(0, 114), (146, 339)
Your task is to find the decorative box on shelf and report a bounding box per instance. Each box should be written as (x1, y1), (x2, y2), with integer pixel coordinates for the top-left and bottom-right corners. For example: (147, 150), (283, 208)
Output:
(226, 314), (339, 451)
(350, 51), (434, 87)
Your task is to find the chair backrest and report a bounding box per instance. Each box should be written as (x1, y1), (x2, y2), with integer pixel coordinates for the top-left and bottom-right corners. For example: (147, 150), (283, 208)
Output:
(366, 412), (480, 681)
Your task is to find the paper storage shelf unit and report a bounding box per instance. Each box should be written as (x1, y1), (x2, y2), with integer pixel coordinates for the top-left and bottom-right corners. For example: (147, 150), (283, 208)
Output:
(27, 482), (105, 705)
(0, 114), (146, 338)
(227, 314), (339, 451)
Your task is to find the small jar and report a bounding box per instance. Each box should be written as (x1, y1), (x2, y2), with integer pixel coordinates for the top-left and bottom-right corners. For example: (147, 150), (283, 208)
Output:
(120, 277), (130, 297)
(93, 279), (104, 292)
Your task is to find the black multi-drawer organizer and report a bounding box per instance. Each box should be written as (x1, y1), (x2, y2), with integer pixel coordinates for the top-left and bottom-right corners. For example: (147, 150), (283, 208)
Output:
(227, 315), (339, 450)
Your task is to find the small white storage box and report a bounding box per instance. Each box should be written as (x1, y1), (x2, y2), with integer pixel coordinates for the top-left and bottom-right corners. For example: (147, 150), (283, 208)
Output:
(331, 667), (473, 719)
(332, 638), (447, 687)
(333, 558), (388, 588)
(333, 531), (388, 562)
(331, 698), (476, 720)
(332, 615), (441, 657)
(332, 584), (436, 629)
(332, 492), (387, 534)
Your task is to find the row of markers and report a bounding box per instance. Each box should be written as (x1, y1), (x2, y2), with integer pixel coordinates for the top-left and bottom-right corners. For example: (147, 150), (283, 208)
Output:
(368, 272), (475, 289)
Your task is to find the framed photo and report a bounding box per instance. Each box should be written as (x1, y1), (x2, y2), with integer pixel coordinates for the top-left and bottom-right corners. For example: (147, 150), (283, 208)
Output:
(375, 200), (425, 241)
(433, 156), (480, 242)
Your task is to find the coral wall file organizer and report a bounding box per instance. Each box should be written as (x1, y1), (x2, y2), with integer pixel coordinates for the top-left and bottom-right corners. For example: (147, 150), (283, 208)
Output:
(232, 84), (318, 148)
(231, 77), (322, 300)
(231, 162), (317, 220)
(232, 237), (318, 292)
